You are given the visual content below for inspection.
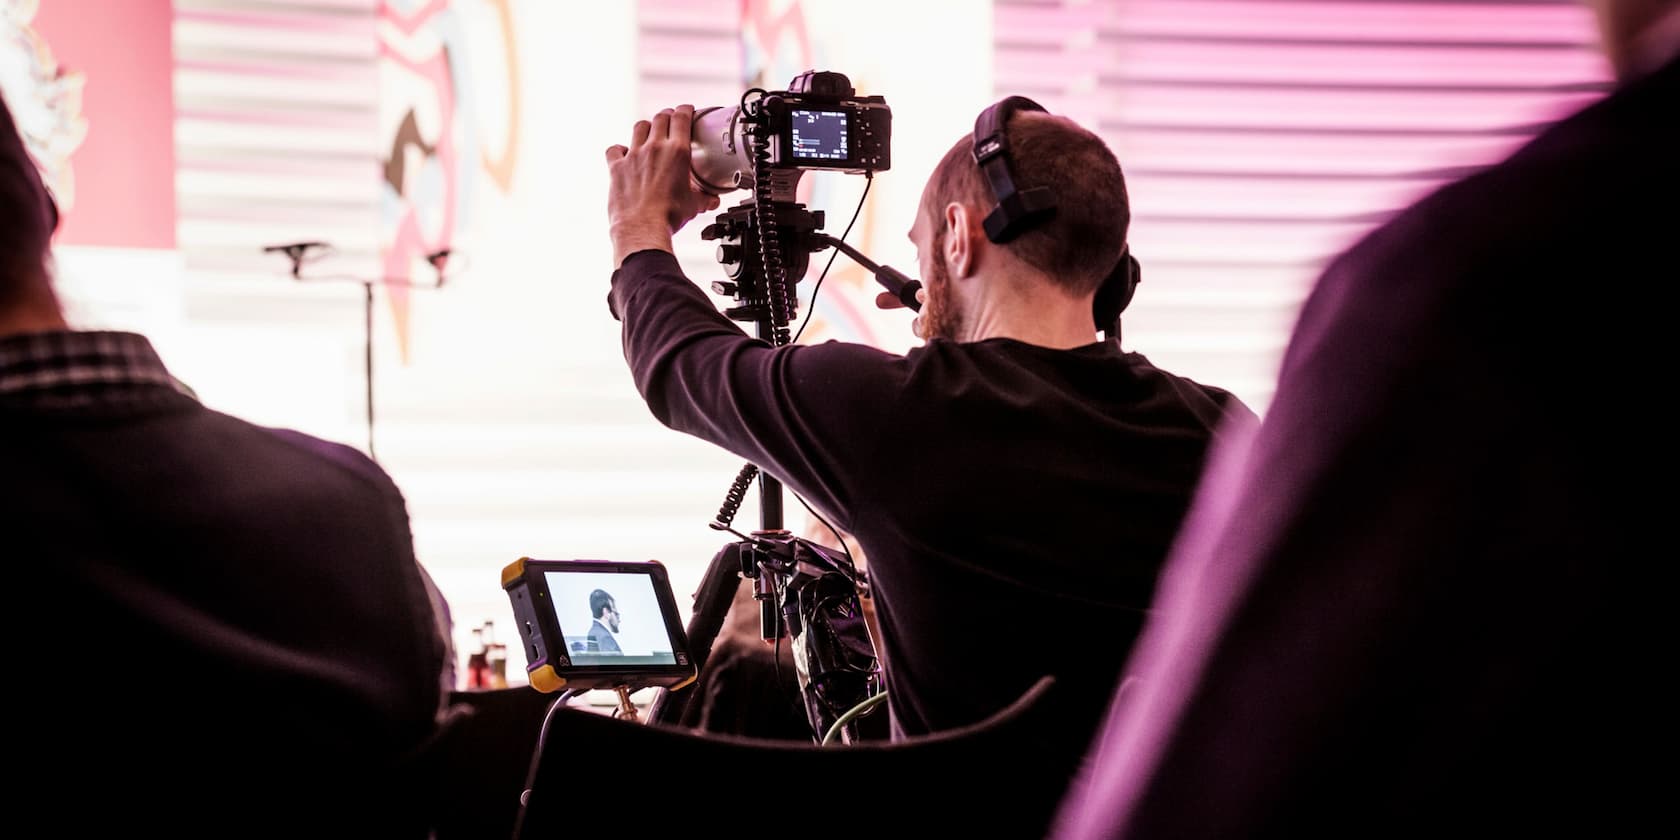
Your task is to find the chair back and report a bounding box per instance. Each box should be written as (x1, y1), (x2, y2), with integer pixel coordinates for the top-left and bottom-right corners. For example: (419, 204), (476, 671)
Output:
(515, 677), (1066, 839)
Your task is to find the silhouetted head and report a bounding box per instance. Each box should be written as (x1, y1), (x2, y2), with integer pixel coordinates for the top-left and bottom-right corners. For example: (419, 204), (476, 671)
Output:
(0, 90), (60, 318)
(1588, 0), (1680, 79)
(911, 111), (1129, 342)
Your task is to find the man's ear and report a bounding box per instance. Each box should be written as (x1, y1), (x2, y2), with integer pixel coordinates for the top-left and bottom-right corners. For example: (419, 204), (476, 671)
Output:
(944, 202), (978, 278)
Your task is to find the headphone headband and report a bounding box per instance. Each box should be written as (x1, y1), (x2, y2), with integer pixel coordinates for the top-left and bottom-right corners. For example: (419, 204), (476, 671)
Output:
(973, 96), (1056, 244)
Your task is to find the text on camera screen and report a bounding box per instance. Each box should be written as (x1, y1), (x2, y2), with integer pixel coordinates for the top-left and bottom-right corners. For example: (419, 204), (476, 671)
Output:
(791, 109), (849, 161)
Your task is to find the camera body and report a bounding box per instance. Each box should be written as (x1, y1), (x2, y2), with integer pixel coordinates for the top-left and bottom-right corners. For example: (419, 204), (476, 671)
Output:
(690, 70), (891, 195)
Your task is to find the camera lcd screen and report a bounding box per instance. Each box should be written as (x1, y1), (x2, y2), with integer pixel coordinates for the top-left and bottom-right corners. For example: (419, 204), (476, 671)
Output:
(790, 109), (850, 161)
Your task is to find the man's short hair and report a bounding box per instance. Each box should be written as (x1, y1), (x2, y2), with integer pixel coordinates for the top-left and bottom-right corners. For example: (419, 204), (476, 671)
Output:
(923, 111), (1130, 297)
(0, 91), (57, 303)
(590, 589), (615, 619)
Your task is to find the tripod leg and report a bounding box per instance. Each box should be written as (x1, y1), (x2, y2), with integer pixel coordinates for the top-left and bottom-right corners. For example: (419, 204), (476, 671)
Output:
(644, 542), (746, 726)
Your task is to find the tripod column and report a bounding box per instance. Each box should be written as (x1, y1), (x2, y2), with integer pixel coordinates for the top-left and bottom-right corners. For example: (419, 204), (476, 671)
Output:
(755, 318), (783, 531)
(364, 280), (376, 460)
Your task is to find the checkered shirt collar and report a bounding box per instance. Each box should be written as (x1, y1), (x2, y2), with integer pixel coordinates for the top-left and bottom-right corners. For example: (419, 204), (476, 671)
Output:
(0, 330), (180, 399)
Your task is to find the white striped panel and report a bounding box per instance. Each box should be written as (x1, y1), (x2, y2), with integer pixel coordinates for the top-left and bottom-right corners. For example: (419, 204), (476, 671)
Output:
(995, 0), (1611, 412)
(174, 0), (380, 284)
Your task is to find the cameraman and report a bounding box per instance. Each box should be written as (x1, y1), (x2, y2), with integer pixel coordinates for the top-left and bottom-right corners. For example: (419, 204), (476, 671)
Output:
(603, 103), (1252, 776)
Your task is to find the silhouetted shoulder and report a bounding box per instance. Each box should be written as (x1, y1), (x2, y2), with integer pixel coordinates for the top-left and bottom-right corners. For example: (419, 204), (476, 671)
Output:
(171, 409), (419, 549)
(260, 423), (406, 497)
(1126, 353), (1257, 430)
(1350, 57), (1674, 288)
(1291, 59), (1675, 386)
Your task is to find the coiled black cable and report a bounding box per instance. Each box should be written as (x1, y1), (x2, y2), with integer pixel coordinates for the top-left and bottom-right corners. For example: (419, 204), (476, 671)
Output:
(712, 462), (759, 530)
(749, 107), (795, 347)
(712, 92), (798, 528)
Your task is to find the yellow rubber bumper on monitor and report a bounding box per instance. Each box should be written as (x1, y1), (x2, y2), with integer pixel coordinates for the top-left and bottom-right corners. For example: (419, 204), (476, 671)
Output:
(501, 557), (531, 588)
(529, 665), (567, 693)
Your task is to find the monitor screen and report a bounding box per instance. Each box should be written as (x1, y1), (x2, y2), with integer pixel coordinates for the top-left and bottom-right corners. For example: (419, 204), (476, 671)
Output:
(543, 568), (678, 668)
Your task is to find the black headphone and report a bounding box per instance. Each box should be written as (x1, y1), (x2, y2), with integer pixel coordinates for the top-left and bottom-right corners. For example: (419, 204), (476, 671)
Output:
(972, 96), (1140, 337)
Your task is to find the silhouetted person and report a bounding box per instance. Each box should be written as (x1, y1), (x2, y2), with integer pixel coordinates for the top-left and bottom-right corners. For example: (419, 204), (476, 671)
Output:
(601, 99), (1252, 792)
(0, 91), (455, 837)
(1055, 2), (1680, 836)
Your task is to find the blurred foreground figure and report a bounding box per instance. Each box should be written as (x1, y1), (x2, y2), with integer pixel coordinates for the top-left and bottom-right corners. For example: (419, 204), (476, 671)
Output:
(1055, 2), (1679, 837)
(0, 90), (455, 837)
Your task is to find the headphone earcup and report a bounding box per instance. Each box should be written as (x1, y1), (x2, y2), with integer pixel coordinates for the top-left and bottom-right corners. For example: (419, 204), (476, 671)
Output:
(1120, 251), (1141, 314)
(1091, 250), (1141, 332)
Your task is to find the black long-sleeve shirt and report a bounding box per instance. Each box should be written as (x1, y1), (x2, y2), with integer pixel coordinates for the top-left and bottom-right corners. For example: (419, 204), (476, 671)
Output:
(611, 250), (1250, 772)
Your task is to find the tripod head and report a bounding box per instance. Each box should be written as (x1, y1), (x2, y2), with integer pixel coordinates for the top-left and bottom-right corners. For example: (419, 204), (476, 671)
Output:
(699, 199), (826, 329)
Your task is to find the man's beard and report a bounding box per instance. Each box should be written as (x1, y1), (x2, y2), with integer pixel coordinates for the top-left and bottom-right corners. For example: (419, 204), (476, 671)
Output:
(920, 237), (964, 342)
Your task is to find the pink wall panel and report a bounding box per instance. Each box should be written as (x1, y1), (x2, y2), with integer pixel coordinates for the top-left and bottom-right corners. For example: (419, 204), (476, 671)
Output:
(31, 0), (176, 249)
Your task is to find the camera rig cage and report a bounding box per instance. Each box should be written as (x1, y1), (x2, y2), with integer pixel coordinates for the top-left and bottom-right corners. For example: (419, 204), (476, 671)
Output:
(688, 70), (894, 344)
(644, 71), (899, 743)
